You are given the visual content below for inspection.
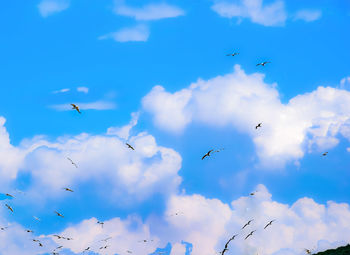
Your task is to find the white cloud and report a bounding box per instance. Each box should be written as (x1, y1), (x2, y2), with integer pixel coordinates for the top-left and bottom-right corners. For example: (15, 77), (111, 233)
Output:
(50, 184), (350, 255)
(99, 25), (150, 42)
(38, 0), (70, 18)
(143, 65), (350, 167)
(77, 87), (89, 94)
(51, 100), (116, 111)
(114, 1), (184, 21)
(340, 77), (350, 89)
(52, 88), (70, 94)
(294, 9), (322, 22)
(212, 0), (287, 26)
(107, 112), (139, 140)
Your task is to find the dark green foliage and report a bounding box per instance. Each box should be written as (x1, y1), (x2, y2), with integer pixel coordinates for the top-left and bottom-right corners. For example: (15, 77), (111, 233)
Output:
(315, 245), (350, 255)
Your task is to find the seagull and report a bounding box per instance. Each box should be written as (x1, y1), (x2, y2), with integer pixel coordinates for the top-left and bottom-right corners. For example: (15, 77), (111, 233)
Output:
(97, 221), (104, 228)
(100, 237), (112, 242)
(0, 227), (8, 231)
(83, 247), (90, 253)
(264, 220), (275, 229)
(322, 152), (328, 156)
(53, 235), (63, 239)
(39, 242), (43, 247)
(255, 123), (262, 129)
(5, 204), (13, 212)
(220, 247), (229, 255)
(71, 104), (81, 114)
(65, 237), (73, 241)
(139, 239), (154, 243)
(67, 157), (78, 168)
(54, 246), (63, 251)
(33, 216), (41, 221)
(99, 245), (109, 250)
(169, 212), (184, 217)
(202, 149), (214, 160)
(226, 52), (239, 57)
(63, 187), (74, 192)
(54, 211), (64, 218)
(256, 61), (271, 66)
(305, 249), (312, 254)
(250, 191), (257, 196)
(220, 234), (238, 255)
(245, 230), (256, 240)
(242, 219), (254, 229)
(126, 143), (135, 150)
(32, 239), (40, 242)
(26, 229), (34, 233)
(5, 193), (14, 198)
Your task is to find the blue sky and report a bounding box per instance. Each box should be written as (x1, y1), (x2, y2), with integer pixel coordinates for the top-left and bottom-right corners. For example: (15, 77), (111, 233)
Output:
(0, 0), (350, 255)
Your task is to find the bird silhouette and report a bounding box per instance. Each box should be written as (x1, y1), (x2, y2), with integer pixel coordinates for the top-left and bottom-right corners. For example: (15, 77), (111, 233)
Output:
(33, 216), (41, 221)
(264, 220), (275, 229)
(100, 237), (112, 242)
(26, 229), (34, 233)
(39, 242), (43, 247)
(97, 221), (104, 228)
(63, 187), (74, 192)
(0, 227), (8, 231)
(126, 143), (135, 150)
(67, 157), (78, 168)
(255, 123), (262, 129)
(5, 193), (14, 198)
(53, 235), (63, 239)
(71, 104), (81, 114)
(322, 152), (328, 156)
(245, 230), (256, 240)
(54, 211), (64, 218)
(5, 204), (13, 212)
(32, 239), (40, 242)
(242, 220), (254, 229)
(226, 52), (239, 57)
(305, 249), (312, 254)
(83, 247), (90, 253)
(202, 149), (214, 160)
(256, 61), (271, 66)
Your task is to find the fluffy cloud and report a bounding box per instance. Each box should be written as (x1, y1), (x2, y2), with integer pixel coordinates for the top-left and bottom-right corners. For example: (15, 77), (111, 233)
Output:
(50, 100), (116, 111)
(99, 25), (150, 43)
(50, 184), (350, 255)
(143, 65), (350, 166)
(294, 9), (322, 22)
(38, 0), (70, 18)
(212, 0), (287, 26)
(107, 112), (139, 140)
(114, 1), (184, 21)
(163, 185), (350, 255)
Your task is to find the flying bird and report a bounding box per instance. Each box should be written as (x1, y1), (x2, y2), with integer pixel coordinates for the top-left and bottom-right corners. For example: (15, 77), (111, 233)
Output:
(256, 61), (271, 66)
(242, 219), (254, 229)
(5, 193), (14, 198)
(71, 104), (81, 114)
(245, 230), (256, 240)
(99, 245), (109, 250)
(83, 247), (90, 253)
(226, 52), (239, 57)
(39, 242), (43, 247)
(26, 229), (34, 233)
(97, 221), (104, 228)
(126, 143), (135, 150)
(264, 220), (275, 229)
(5, 204), (13, 212)
(63, 187), (74, 192)
(67, 157), (78, 168)
(100, 237), (112, 242)
(305, 249), (312, 254)
(32, 239), (40, 242)
(139, 239), (154, 243)
(66, 237), (73, 241)
(0, 227), (8, 231)
(53, 235), (63, 239)
(33, 216), (41, 221)
(220, 247), (229, 255)
(250, 191), (257, 196)
(202, 149), (214, 160)
(54, 246), (63, 251)
(322, 152), (328, 156)
(54, 211), (64, 218)
(255, 123), (262, 129)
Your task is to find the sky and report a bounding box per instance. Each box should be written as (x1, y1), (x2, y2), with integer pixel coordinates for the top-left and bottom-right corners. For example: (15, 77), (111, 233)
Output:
(0, 0), (350, 254)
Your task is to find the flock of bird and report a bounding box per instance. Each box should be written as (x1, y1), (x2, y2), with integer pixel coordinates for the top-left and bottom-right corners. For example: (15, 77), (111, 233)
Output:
(0, 53), (325, 255)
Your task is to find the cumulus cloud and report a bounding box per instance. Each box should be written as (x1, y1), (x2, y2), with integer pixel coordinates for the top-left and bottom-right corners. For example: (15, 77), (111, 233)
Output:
(294, 9), (322, 22)
(38, 0), (70, 18)
(212, 0), (287, 26)
(142, 65), (350, 167)
(77, 87), (89, 94)
(107, 112), (139, 140)
(340, 77), (350, 89)
(50, 100), (116, 111)
(50, 184), (350, 255)
(99, 25), (150, 43)
(114, 1), (184, 21)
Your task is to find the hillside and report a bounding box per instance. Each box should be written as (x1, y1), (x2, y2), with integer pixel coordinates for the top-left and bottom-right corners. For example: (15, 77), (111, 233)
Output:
(315, 245), (350, 255)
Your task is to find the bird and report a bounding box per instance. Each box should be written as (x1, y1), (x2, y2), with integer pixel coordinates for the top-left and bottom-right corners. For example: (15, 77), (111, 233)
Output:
(220, 247), (229, 255)
(5, 193), (14, 198)
(0, 227), (8, 231)
(245, 230), (256, 240)
(126, 143), (135, 150)
(26, 229), (34, 233)
(32, 239), (40, 242)
(63, 187), (74, 192)
(264, 220), (275, 229)
(39, 242), (43, 247)
(54, 211), (64, 218)
(83, 247), (90, 253)
(100, 237), (112, 242)
(255, 123), (262, 129)
(305, 249), (312, 254)
(256, 61), (271, 66)
(322, 152), (328, 156)
(250, 191), (257, 196)
(226, 52), (239, 57)
(67, 157), (78, 168)
(126, 251), (132, 254)
(139, 239), (154, 243)
(99, 245), (109, 249)
(169, 212), (184, 217)
(242, 219), (254, 229)
(220, 234), (238, 255)
(54, 245), (63, 251)
(33, 216), (41, 221)
(5, 204), (13, 212)
(97, 221), (104, 228)
(65, 237), (73, 241)
(53, 235), (63, 239)
(71, 104), (81, 114)
(202, 149), (214, 160)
